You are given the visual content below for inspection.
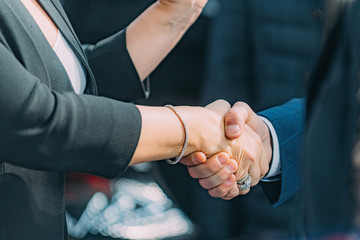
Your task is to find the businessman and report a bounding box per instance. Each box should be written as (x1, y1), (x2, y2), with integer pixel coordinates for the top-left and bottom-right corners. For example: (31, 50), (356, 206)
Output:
(183, 0), (360, 238)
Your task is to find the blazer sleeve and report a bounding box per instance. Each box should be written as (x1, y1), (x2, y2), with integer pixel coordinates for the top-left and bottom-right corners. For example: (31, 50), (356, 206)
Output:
(0, 42), (141, 178)
(84, 28), (150, 102)
(258, 98), (306, 207)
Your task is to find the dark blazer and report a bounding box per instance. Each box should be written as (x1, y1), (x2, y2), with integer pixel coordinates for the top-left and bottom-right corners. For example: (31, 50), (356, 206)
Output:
(260, 2), (360, 237)
(0, 0), (147, 239)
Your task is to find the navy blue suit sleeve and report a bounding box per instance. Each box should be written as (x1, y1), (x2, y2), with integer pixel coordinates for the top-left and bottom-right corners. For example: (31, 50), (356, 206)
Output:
(258, 98), (306, 207)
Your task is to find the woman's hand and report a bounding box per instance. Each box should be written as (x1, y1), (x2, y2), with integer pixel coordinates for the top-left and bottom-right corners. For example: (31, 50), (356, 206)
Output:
(126, 0), (208, 80)
(159, 0), (207, 7)
(179, 100), (233, 157)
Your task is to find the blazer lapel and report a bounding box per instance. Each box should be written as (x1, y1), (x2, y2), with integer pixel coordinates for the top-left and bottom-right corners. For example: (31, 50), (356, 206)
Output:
(36, 0), (97, 94)
(37, 0), (86, 61)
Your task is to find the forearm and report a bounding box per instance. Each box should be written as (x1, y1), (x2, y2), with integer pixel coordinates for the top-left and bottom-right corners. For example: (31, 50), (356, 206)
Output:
(131, 106), (198, 165)
(126, 1), (204, 80)
(131, 101), (231, 165)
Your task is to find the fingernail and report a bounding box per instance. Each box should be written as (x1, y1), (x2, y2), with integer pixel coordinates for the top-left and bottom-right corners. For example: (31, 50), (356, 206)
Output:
(218, 155), (228, 165)
(226, 176), (233, 185)
(227, 125), (241, 135)
(226, 163), (236, 172)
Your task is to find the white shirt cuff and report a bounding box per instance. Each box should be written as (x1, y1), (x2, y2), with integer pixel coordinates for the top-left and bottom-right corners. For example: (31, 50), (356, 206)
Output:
(259, 116), (281, 182)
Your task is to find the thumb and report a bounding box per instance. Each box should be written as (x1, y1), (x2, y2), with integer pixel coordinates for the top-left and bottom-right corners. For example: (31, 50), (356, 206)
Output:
(224, 102), (253, 139)
(205, 99), (231, 116)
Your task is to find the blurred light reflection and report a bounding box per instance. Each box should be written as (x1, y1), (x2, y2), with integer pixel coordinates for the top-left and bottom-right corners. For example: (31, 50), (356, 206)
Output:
(66, 178), (194, 239)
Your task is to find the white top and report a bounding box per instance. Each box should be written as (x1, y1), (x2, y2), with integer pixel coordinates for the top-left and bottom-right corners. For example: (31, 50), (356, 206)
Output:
(53, 31), (87, 94)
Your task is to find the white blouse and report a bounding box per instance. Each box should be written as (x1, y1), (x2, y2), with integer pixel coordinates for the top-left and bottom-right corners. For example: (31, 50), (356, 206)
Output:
(52, 30), (87, 94)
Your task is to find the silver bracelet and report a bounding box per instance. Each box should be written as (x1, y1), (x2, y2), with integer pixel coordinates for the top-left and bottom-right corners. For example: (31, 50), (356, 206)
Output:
(164, 105), (189, 165)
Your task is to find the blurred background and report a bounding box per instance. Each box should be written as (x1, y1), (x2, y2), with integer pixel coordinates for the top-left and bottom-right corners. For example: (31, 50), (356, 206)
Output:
(61, 0), (326, 239)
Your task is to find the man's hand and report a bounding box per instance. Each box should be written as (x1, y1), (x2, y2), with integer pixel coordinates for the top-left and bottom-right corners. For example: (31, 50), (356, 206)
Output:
(181, 102), (273, 200)
(225, 102), (272, 161)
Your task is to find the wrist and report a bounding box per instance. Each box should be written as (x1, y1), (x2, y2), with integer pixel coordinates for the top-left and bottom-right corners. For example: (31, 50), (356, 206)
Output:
(257, 116), (273, 165)
(179, 106), (231, 157)
(174, 106), (206, 155)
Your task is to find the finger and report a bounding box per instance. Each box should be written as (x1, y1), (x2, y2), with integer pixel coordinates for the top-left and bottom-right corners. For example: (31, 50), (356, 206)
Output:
(233, 125), (263, 187)
(234, 157), (251, 180)
(180, 152), (206, 166)
(237, 183), (251, 196)
(198, 159), (238, 189)
(259, 149), (270, 179)
(224, 102), (251, 139)
(235, 171), (252, 195)
(205, 99), (231, 116)
(222, 182), (240, 200)
(208, 174), (236, 198)
(187, 152), (230, 179)
(248, 164), (261, 187)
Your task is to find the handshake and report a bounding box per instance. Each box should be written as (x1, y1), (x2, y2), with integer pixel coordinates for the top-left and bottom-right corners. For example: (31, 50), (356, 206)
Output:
(177, 100), (273, 200)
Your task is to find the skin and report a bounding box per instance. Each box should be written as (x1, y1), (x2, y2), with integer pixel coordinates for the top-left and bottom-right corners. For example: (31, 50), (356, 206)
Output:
(21, 0), (58, 46)
(181, 102), (272, 200)
(127, 0), (208, 80)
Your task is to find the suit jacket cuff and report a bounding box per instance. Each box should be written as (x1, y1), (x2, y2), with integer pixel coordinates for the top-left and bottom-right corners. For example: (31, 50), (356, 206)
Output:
(258, 98), (305, 207)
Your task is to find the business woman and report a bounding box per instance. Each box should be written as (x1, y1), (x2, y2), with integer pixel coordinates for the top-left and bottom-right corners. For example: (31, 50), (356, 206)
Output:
(0, 0), (269, 239)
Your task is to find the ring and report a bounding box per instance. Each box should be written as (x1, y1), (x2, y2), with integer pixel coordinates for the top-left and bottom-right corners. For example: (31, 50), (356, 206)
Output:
(236, 174), (251, 191)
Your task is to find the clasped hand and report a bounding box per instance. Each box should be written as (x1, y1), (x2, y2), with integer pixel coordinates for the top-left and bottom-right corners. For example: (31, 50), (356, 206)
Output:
(181, 101), (272, 200)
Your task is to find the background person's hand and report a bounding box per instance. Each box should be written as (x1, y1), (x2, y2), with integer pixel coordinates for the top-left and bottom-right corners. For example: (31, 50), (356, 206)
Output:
(158, 0), (208, 20)
(156, 0), (208, 33)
